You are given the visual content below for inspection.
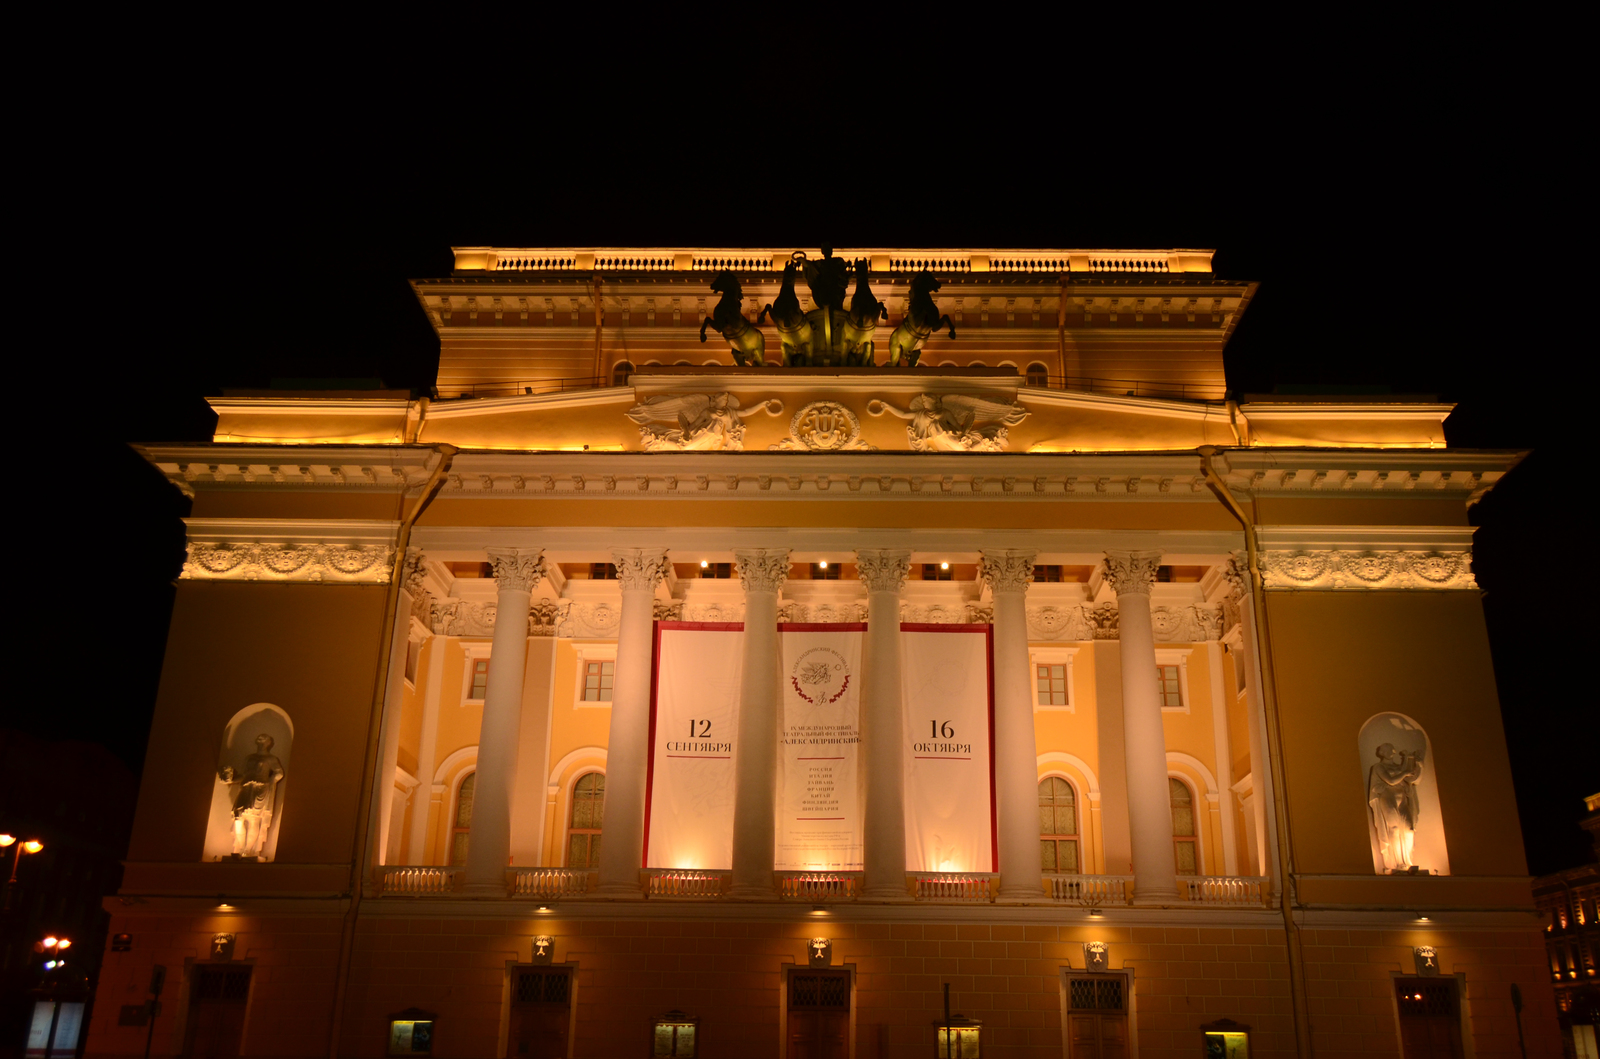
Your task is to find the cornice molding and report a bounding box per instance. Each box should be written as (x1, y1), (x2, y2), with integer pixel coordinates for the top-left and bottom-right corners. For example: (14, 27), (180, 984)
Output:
(139, 445), (445, 497)
(180, 519), (401, 584)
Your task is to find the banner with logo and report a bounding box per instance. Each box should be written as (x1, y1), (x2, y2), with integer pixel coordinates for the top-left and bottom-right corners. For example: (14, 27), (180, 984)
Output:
(777, 624), (866, 870)
(644, 622), (744, 870)
(901, 624), (996, 872)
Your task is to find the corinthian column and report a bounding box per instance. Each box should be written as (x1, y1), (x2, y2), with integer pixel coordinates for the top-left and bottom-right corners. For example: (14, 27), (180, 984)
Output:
(856, 549), (911, 899)
(595, 548), (669, 896)
(463, 548), (544, 894)
(981, 549), (1044, 901)
(728, 549), (789, 898)
(1104, 549), (1179, 902)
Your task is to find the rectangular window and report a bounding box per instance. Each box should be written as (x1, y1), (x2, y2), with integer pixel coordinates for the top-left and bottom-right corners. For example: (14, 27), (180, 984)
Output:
(699, 562), (732, 579)
(922, 563), (953, 581)
(1065, 973), (1129, 1059)
(1034, 565), (1064, 582)
(1037, 664), (1068, 706)
(1156, 665), (1182, 709)
(469, 659), (489, 700)
(590, 562), (617, 580)
(809, 562), (839, 580)
(581, 660), (614, 702)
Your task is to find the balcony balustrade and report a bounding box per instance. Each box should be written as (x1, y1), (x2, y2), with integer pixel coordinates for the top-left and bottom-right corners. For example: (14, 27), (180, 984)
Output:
(909, 872), (997, 903)
(1044, 874), (1134, 905)
(378, 866), (462, 895)
(778, 871), (862, 902)
(1179, 875), (1270, 907)
(511, 868), (593, 898)
(643, 869), (730, 898)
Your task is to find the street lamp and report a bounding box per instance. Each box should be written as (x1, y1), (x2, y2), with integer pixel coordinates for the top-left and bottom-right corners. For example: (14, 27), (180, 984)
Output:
(39, 936), (72, 970)
(3, 835), (44, 911)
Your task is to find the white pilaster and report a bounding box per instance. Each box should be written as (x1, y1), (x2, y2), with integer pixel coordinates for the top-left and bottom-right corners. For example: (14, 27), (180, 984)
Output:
(981, 549), (1044, 901)
(1104, 550), (1179, 902)
(372, 585), (412, 867)
(1207, 641), (1240, 876)
(463, 548), (544, 894)
(728, 549), (789, 898)
(595, 548), (669, 896)
(856, 549), (912, 900)
(406, 634), (447, 864)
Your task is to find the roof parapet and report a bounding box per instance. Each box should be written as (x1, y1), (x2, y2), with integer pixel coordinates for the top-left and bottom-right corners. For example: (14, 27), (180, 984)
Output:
(451, 248), (1215, 275)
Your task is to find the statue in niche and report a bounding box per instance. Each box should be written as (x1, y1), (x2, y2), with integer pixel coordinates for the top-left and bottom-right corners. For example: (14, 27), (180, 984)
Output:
(1367, 742), (1424, 872)
(699, 271), (767, 366)
(886, 270), (956, 367)
(218, 733), (285, 860)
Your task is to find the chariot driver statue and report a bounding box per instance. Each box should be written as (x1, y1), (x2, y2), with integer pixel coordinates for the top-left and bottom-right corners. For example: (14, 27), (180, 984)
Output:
(1367, 742), (1424, 872)
(219, 733), (286, 860)
(798, 244), (849, 313)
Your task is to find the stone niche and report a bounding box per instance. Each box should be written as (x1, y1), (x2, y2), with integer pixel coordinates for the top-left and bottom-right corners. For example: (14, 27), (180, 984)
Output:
(1357, 712), (1450, 876)
(203, 703), (294, 863)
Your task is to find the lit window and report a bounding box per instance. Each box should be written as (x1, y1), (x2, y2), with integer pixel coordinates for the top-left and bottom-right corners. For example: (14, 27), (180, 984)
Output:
(923, 563), (953, 582)
(567, 773), (604, 869)
(470, 660), (490, 700)
(581, 661), (614, 702)
(699, 562), (732, 579)
(1171, 778), (1197, 875)
(809, 562), (839, 581)
(450, 773), (474, 866)
(1033, 565), (1064, 583)
(1039, 778), (1079, 874)
(1156, 665), (1182, 709)
(1037, 664), (1068, 707)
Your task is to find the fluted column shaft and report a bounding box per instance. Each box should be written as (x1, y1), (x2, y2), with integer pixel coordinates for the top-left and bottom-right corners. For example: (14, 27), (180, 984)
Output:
(463, 548), (543, 894)
(1106, 550), (1180, 901)
(857, 549), (911, 899)
(595, 549), (669, 895)
(982, 550), (1044, 900)
(728, 549), (789, 898)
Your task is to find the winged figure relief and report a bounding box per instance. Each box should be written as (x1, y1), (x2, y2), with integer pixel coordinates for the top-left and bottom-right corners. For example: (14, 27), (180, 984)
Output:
(624, 392), (783, 451)
(867, 393), (1029, 452)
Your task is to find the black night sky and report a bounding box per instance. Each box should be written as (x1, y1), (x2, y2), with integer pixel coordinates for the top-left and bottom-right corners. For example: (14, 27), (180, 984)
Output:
(15, 65), (1589, 877)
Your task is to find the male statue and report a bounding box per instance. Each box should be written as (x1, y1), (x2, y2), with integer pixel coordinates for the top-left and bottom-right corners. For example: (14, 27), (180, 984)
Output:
(1367, 742), (1423, 872)
(219, 733), (286, 860)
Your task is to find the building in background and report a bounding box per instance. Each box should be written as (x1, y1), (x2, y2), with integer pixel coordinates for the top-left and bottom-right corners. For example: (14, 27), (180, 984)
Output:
(1535, 794), (1600, 1058)
(82, 247), (1560, 1058)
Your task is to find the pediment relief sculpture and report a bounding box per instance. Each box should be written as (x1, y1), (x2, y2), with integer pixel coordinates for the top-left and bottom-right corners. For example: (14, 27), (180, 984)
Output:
(771, 400), (875, 451)
(868, 394), (1028, 452)
(625, 392), (783, 451)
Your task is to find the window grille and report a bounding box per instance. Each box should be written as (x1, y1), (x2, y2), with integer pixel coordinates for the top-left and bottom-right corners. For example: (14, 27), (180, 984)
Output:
(1155, 665), (1181, 708)
(515, 969), (571, 1006)
(470, 660), (490, 700)
(1026, 363), (1049, 387)
(923, 563), (953, 582)
(1170, 778), (1197, 875)
(1037, 664), (1068, 706)
(450, 773), (475, 866)
(567, 773), (604, 869)
(790, 973), (849, 1009)
(195, 967), (252, 1001)
(1067, 976), (1125, 1011)
(1034, 565), (1064, 582)
(1040, 777), (1079, 873)
(809, 562), (839, 580)
(581, 661), (613, 702)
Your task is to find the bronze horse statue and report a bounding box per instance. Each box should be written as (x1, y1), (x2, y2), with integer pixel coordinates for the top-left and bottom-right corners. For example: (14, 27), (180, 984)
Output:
(757, 261), (813, 366)
(840, 257), (888, 366)
(699, 271), (766, 367)
(887, 270), (956, 367)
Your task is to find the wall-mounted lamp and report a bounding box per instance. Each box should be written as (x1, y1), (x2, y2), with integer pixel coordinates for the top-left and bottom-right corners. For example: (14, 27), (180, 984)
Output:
(818, 560), (828, 569)
(1086, 908), (1103, 919)
(940, 562), (950, 570)
(1414, 912), (1430, 922)
(700, 560), (709, 568)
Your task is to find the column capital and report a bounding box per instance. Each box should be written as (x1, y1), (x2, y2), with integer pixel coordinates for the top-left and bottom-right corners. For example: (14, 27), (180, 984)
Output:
(733, 548), (790, 594)
(855, 549), (911, 593)
(1103, 550), (1163, 597)
(486, 547), (547, 593)
(979, 549), (1038, 594)
(612, 548), (670, 592)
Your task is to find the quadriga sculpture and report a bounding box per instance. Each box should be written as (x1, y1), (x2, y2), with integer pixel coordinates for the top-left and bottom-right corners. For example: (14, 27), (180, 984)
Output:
(840, 258), (888, 366)
(887, 269), (956, 367)
(699, 271), (766, 366)
(758, 261), (814, 366)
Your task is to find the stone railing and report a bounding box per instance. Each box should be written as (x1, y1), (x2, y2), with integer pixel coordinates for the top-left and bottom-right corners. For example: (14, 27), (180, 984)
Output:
(910, 872), (997, 903)
(455, 248), (1215, 275)
(378, 866), (461, 896)
(511, 868), (592, 899)
(644, 869), (730, 898)
(778, 871), (862, 902)
(1044, 874), (1133, 906)
(1179, 875), (1270, 907)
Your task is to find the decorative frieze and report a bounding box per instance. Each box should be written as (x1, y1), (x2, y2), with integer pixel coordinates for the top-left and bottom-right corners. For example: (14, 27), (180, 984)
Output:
(183, 541), (395, 584)
(771, 401), (875, 451)
(624, 393), (782, 451)
(855, 549), (912, 593)
(431, 600), (497, 637)
(733, 549), (791, 594)
(782, 601), (868, 623)
(558, 601), (623, 638)
(1258, 548), (1476, 590)
(900, 601), (976, 625)
(1102, 550), (1162, 597)
(867, 394), (1029, 452)
(979, 550), (1038, 593)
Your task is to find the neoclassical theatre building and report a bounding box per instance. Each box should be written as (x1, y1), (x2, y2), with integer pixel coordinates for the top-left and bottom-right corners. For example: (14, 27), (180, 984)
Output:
(87, 248), (1557, 1059)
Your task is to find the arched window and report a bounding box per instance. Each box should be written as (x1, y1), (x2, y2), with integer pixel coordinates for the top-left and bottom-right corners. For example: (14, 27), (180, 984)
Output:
(1026, 362), (1049, 387)
(1170, 777), (1197, 875)
(1039, 777), (1079, 873)
(450, 772), (475, 866)
(673, 359), (692, 366)
(567, 772), (605, 868)
(702, 360), (721, 367)
(611, 361), (634, 387)
(968, 359), (987, 367)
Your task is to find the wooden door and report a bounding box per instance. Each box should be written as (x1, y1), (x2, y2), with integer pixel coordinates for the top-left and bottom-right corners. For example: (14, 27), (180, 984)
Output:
(1066, 975), (1128, 1059)
(182, 967), (252, 1059)
(1396, 980), (1463, 1059)
(510, 969), (571, 1059)
(788, 972), (849, 1059)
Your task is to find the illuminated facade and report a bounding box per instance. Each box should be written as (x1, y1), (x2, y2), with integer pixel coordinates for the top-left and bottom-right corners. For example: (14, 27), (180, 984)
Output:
(86, 248), (1558, 1058)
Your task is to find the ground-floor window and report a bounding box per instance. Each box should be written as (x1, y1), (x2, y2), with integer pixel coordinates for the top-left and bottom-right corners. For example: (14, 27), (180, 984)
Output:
(1065, 974), (1128, 1059)
(183, 966), (253, 1059)
(1395, 977), (1463, 1058)
(787, 970), (849, 1059)
(510, 967), (572, 1059)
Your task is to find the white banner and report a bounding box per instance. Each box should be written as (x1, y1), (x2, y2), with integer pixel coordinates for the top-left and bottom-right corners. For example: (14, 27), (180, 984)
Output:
(644, 622), (744, 870)
(901, 624), (996, 872)
(777, 624), (865, 870)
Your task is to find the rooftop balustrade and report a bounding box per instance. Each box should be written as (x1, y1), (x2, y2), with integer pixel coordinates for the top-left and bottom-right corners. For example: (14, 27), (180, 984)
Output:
(452, 247), (1216, 275)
